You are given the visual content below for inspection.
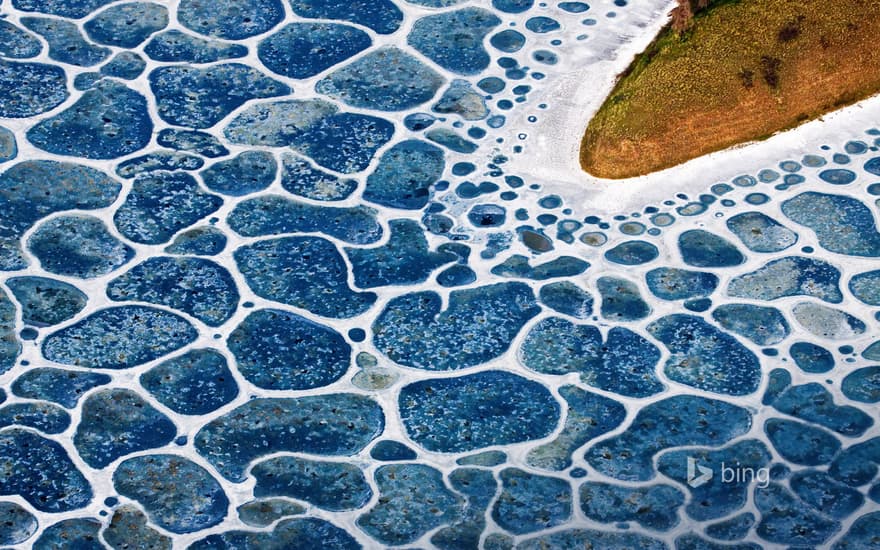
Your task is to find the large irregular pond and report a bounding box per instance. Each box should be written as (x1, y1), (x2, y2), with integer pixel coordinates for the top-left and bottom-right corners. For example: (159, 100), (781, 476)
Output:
(0, 0), (878, 548)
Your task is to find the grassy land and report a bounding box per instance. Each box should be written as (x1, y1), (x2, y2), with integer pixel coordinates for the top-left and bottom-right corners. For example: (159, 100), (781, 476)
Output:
(580, 0), (880, 179)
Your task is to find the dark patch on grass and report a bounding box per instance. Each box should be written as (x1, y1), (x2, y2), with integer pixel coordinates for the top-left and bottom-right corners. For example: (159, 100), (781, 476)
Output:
(778, 16), (804, 42)
(761, 56), (782, 88)
(738, 68), (754, 89)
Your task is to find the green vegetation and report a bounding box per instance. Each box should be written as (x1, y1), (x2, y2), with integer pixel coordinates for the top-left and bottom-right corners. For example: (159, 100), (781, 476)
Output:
(581, 0), (880, 178)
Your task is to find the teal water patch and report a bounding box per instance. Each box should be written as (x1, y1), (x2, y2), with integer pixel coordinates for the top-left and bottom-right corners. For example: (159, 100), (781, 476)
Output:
(280, 153), (358, 201)
(347, 219), (456, 287)
(0, 289), (18, 374)
(11, 368), (110, 409)
(27, 81), (152, 159)
(144, 30), (248, 64)
(0, 20), (42, 59)
(0, 60), (67, 118)
(114, 454), (228, 533)
(598, 276), (651, 321)
(107, 257), (239, 326)
(113, 172), (223, 245)
(399, 370), (559, 452)
(521, 318), (663, 397)
(29, 215), (134, 278)
(164, 227), (227, 256)
(585, 396), (751, 481)
(646, 267), (718, 300)
(726, 211), (798, 252)
(228, 308), (351, 389)
(364, 139), (445, 209)
(43, 306), (197, 369)
(358, 464), (464, 545)
(316, 47), (445, 111)
(678, 229), (745, 267)
(116, 151), (204, 178)
(33, 518), (102, 549)
(0, 428), (92, 512)
(711, 303), (790, 345)
(200, 151), (276, 196)
(648, 314), (761, 396)
(150, 64), (290, 128)
(194, 395), (384, 481)
(408, 8), (501, 75)
(252, 456), (372, 511)
(236, 499), (305, 528)
(728, 256), (843, 302)
(74, 389), (176, 468)
(579, 482), (684, 530)
(225, 99), (394, 173)
(782, 192), (880, 256)
(85, 3), (168, 47)
(259, 23), (371, 79)
(21, 17), (110, 66)
(0, 501), (37, 546)
(103, 505), (171, 549)
(228, 195), (382, 244)
(190, 518), (359, 550)
(289, 0), (402, 34)
(526, 385), (625, 470)
(177, 0), (284, 40)
(235, 238), (377, 318)
(0, 402), (70, 434)
(658, 440), (772, 521)
(493, 468), (571, 534)
(373, 283), (540, 370)
(140, 349), (239, 415)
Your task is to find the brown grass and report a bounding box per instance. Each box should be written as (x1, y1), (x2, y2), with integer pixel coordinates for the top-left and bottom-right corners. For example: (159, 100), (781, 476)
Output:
(580, 0), (880, 179)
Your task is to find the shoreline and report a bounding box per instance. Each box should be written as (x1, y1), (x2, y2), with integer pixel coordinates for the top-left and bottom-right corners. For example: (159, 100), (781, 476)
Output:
(506, 0), (880, 214)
